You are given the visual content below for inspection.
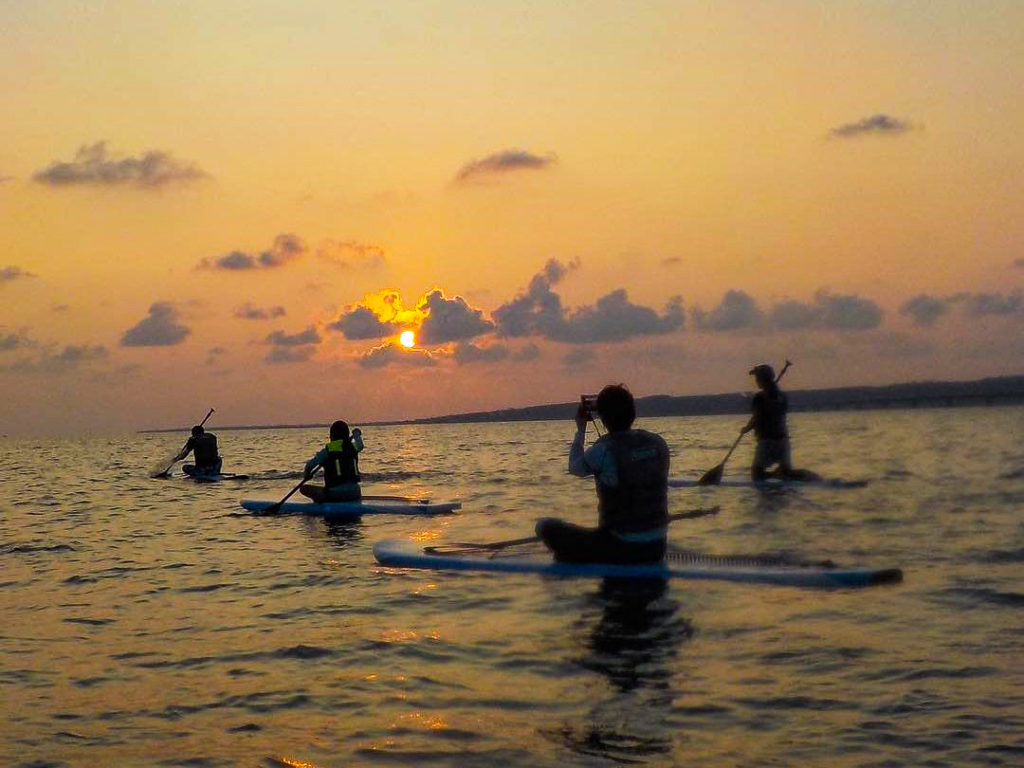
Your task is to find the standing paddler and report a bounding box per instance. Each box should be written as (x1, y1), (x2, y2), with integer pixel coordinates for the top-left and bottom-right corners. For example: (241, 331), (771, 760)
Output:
(740, 363), (818, 482)
(536, 384), (671, 564)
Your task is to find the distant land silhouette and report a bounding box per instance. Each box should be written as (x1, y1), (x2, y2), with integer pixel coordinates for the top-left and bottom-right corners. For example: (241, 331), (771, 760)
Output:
(140, 375), (1024, 433)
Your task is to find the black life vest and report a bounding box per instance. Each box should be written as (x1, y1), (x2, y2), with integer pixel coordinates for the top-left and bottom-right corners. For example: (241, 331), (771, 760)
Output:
(193, 433), (220, 466)
(751, 387), (788, 440)
(595, 429), (669, 535)
(322, 439), (360, 487)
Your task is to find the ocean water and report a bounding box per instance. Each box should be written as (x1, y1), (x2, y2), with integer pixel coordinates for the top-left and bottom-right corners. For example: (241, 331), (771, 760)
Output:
(1, 407), (1022, 767)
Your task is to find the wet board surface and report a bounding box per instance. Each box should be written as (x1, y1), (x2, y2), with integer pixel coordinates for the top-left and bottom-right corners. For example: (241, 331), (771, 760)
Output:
(240, 498), (461, 519)
(668, 477), (869, 489)
(373, 538), (903, 588)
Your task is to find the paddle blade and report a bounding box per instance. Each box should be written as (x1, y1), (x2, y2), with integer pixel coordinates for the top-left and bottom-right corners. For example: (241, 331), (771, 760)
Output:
(698, 463), (725, 485)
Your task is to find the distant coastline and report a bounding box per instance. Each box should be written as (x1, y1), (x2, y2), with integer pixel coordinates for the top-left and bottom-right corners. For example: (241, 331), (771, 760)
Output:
(138, 374), (1024, 433)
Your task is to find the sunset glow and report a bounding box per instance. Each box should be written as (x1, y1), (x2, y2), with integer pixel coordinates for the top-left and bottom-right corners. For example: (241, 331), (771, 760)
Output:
(0, 1), (1020, 436)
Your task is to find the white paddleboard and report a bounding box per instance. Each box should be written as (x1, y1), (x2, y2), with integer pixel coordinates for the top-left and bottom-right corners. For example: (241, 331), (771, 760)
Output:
(373, 538), (902, 588)
(240, 498), (460, 519)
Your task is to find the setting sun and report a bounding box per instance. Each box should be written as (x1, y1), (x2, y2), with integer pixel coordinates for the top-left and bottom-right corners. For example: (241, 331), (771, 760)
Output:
(399, 330), (416, 348)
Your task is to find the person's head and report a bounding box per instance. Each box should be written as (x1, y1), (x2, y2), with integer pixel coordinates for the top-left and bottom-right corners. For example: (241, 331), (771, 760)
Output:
(596, 384), (635, 432)
(749, 364), (775, 388)
(191, 425), (205, 437)
(329, 420), (350, 441)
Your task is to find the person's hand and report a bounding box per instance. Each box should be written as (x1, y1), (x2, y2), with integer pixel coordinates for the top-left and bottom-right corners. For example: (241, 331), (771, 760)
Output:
(575, 402), (591, 431)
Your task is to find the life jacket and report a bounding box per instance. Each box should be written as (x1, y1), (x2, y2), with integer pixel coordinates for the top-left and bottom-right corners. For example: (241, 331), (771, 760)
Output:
(193, 433), (220, 467)
(752, 387), (788, 440)
(595, 429), (669, 536)
(323, 439), (360, 487)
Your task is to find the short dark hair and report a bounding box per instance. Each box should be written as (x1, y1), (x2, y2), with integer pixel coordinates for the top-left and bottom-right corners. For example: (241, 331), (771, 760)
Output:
(329, 420), (350, 441)
(191, 425), (204, 437)
(596, 384), (635, 432)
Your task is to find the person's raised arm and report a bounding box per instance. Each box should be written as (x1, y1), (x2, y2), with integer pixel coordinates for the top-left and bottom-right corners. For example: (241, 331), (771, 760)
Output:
(568, 401), (593, 476)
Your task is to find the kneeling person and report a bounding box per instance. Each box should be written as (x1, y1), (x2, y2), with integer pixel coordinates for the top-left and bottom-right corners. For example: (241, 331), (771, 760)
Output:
(301, 420), (364, 503)
(536, 384), (670, 564)
(177, 425), (222, 477)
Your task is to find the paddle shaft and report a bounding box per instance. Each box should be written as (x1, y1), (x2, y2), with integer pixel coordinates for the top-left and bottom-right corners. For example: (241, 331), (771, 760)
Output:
(451, 506), (719, 551)
(260, 466), (321, 515)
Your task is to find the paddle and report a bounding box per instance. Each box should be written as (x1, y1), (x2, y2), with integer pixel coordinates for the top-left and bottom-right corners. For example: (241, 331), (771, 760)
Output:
(438, 505), (720, 553)
(697, 360), (792, 486)
(254, 466), (321, 516)
(152, 407), (215, 478)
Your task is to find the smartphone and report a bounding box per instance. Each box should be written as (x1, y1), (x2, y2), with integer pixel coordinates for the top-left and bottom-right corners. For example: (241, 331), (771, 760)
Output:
(580, 394), (598, 417)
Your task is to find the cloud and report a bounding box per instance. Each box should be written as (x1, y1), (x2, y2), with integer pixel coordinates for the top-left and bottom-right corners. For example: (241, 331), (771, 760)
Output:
(1014, 258), (1024, 269)
(266, 326), (321, 347)
(562, 347), (596, 367)
(0, 343), (108, 374)
(264, 325), (321, 364)
(554, 291), (684, 343)
(899, 294), (955, 327)
(965, 291), (1022, 316)
(769, 290), (883, 331)
(511, 343), (541, 362)
(454, 342), (509, 365)
(234, 303), (286, 320)
(120, 302), (190, 347)
(33, 141), (207, 188)
(0, 330), (36, 352)
(317, 240), (387, 270)
(198, 233), (307, 271)
(694, 290), (765, 331)
(205, 346), (228, 366)
(1, 266), (37, 284)
(359, 342), (438, 369)
(329, 305), (402, 340)
(828, 114), (915, 139)
(661, 257), (682, 267)
(417, 290), (494, 344)
(455, 149), (558, 183)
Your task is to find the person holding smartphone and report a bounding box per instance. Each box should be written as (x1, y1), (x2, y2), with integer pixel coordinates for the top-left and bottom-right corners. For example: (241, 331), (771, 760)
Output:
(535, 383), (670, 564)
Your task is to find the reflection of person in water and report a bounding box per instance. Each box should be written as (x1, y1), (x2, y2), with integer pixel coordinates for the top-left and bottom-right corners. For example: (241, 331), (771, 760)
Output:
(547, 578), (695, 763)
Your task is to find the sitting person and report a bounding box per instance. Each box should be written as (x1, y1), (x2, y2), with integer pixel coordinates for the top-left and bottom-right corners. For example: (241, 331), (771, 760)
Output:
(536, 384), (670, 564)
(177, 425), (222, 477)
(300, 420), (364, 503)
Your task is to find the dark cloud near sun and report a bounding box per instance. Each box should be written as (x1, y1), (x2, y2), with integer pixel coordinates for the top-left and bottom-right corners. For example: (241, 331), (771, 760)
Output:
(359, 342), (438, 369)
(828, 114), (915, 139)
(455, 149), (558, 183)
(33, 141), (207, 188)
(1, 266), (37, 284)
(417, 290), (494, 344)
(198, 233), (306, 271)
(234, 303), (286, 320)
(120, 302), (191, 347)
(329, 305), (401, 340)
(454, 342), (509, 365)
(493, 259), (680, 344)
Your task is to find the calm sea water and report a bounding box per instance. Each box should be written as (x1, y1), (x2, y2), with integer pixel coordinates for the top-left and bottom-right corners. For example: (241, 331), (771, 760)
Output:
(2, 407), (1022, 767)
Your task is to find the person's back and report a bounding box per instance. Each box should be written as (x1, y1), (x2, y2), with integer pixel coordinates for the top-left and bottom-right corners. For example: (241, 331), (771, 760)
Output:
(191, 432), (220, 468)
(595, 428), (670, 537)
(301, 420), (363, 503)
(539, 384), (670, 564)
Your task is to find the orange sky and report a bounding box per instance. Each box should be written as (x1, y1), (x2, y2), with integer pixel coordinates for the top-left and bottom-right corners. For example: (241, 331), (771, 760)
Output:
(1, 1), (1021, 436)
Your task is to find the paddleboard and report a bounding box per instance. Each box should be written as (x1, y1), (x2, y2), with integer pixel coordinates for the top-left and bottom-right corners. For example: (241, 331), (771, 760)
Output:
(240, 498), (460, 519)
(373, 538), (902, 588)
(190, 472), (250, 483)
(669, 477), (869, 489)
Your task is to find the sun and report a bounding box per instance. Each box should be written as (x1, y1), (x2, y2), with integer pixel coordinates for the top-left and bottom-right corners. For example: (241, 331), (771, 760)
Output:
(399, 330), (416, 348)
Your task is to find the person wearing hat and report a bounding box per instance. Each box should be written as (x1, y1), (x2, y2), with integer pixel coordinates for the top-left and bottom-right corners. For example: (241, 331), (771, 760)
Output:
(740, 364), (793, 481)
